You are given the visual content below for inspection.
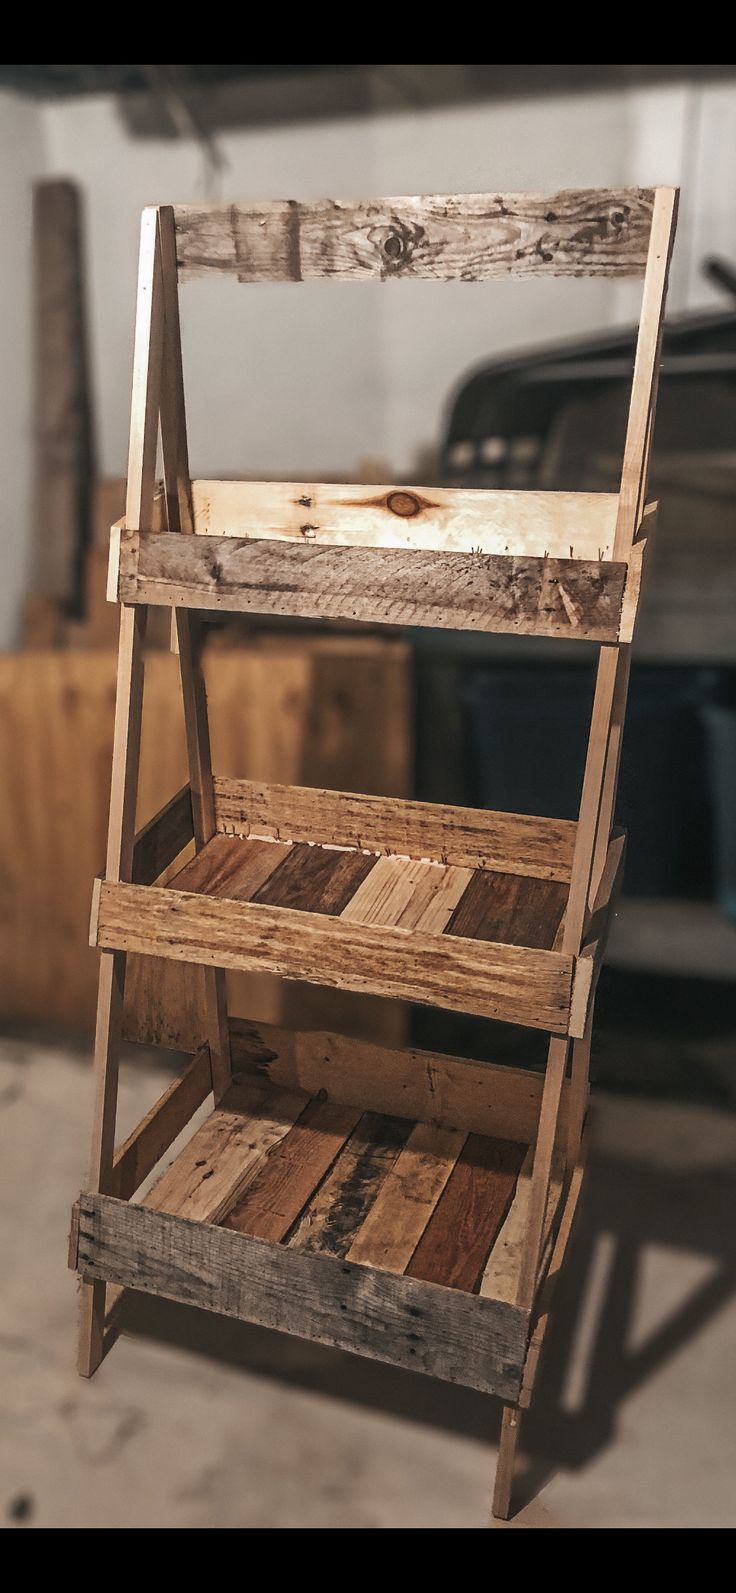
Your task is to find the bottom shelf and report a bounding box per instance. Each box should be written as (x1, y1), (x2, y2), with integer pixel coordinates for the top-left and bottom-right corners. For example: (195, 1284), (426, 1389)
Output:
(74, 1033), (570, 1402)
(153, 1077), (533, 1289)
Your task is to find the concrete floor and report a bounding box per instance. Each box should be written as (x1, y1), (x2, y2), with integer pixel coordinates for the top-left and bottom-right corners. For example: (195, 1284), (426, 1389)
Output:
(1, 1033), (735, 1528)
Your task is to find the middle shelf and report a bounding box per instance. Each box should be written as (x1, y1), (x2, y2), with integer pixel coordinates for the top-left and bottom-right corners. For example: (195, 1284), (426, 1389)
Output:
(92, 777), (621, 1036)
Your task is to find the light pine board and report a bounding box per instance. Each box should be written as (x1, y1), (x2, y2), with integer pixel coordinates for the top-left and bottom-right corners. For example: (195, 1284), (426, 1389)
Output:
(189, 479), (619, 560)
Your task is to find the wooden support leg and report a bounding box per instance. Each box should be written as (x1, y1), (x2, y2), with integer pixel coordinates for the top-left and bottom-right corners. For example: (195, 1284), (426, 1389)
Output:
(156, 203), (232, 1100)
(492, 1404), (522, 1520)
(517, 1034), (569, 1310)
(566, 1017), (593, 1169)
(77, 947), (126, 1376)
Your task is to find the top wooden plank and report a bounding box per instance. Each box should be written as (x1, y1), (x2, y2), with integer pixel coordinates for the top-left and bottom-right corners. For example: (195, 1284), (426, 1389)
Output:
(173, 190), (656, 282)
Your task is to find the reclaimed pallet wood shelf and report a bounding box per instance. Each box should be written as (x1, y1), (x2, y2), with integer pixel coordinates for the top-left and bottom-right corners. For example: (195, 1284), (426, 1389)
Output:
(70, 186), (678, 1521)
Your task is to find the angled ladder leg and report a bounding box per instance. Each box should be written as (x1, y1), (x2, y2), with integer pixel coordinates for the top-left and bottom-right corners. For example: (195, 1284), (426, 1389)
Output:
(491, 190), (679, 1508)
(78, 205), (163, 1374)
(78, 610), (147, 1374)
(157, 206), (231, 1100)
(493, 1405), (523, 1521)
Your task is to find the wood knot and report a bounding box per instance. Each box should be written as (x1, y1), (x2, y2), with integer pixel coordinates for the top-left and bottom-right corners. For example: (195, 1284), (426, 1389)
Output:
(386, 490), (421, 518)
(376, 218), (423, 274)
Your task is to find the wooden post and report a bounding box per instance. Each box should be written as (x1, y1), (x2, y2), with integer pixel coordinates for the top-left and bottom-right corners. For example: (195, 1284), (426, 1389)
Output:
(499, 191), (680, 1510)
(32, 179), (94, 616)
(493, 1404), (522, 1521)
(77, 208), (162, 1374)
(156, 206), (231, 1100)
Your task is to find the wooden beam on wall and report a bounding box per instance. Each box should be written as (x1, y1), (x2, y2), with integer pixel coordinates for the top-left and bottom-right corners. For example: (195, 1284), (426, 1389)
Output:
(32, 179), (94, 614)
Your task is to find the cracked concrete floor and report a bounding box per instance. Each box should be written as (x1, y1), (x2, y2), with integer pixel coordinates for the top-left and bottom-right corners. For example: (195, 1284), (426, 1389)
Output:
(1, 1033), (735, 1528)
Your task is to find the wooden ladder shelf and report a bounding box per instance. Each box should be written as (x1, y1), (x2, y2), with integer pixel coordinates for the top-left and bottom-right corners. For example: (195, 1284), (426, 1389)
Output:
(70, 187), (678, 1521)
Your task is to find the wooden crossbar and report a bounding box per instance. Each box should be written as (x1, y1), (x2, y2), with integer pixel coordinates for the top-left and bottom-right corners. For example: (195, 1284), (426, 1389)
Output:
(173, 190), (656, 282)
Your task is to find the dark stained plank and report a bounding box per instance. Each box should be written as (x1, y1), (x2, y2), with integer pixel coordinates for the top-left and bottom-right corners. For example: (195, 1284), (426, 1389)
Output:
(118, 533), (629, 643)
(131, 784), (194, 885)
(407, 1135), (528, 1293)
(169, 832), (290, 899)
(253, 841), (376, 915)
(221, 1096), (362, 1241)
(288, 1111), (413, 1258)
(173, 191), (655, 282)
(76, 1192), (529, 1400)
(446, 871), (568, 950)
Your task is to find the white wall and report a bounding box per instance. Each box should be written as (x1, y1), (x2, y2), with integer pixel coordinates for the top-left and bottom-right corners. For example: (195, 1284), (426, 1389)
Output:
(2, 73), (735, 641)
(43, 79), (707, 485)
(0, 93), (46, 644)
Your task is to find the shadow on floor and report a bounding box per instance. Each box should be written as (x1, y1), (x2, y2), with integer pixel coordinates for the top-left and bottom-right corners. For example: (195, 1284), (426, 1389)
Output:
(118, 1142), (736, 1512)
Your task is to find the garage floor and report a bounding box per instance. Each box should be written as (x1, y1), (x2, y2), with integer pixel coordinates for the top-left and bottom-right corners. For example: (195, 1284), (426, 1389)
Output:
(2, 1032), (735, 1528)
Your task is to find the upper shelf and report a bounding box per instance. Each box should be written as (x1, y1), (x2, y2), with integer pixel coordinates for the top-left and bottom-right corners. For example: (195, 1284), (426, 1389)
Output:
(111, 479), (648, 643)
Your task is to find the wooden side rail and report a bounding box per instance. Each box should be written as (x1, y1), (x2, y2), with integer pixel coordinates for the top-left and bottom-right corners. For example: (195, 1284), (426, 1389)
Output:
(116, 532), (634, 642)
(131, 783), (194, 885)
(229, 1017), (570, 1145)
(92, 879), (576, 1034)
(110, 1043), (212, 1200)
(173, 190), (656, 283)
(72, 1192), (529, 1401)
(211, 778), (577, 881)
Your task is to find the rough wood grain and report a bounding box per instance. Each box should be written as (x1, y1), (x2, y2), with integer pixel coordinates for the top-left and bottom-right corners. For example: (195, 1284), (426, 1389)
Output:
(347, 1122), (465, 1274)
(341, 856), (472, 933)
(446, 871), (569, 950)
(76, 1192), (529, 1399)
(173, 191), (655, 282)
(32, 179), (94, 609)
(222, 1097), (362, 1241)
(143, 1077), (308, 1224)
(408, 1136), (528, 1292)
(252, 842), (376, 914)
(189, 480), (619, 561)
(131, 783), (194, 885)
(213, 777), (576, 882)
(169, 832), (291, 899)
(95, 879), (575, 1031)
(342, 860), (461, 930)
(288, 1112), (413, 1257)
(117, 532), (628, 641)
(111, 1043), (212, 1201)
(230, 1019), (567, 1145)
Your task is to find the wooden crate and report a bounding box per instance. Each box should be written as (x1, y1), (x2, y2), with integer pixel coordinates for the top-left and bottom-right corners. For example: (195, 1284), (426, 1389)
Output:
(0, 636), (410, 1039)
